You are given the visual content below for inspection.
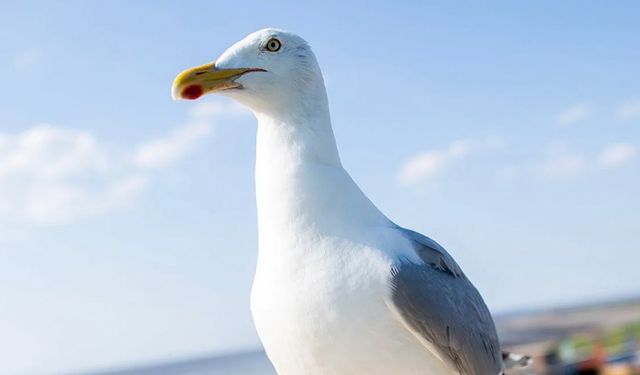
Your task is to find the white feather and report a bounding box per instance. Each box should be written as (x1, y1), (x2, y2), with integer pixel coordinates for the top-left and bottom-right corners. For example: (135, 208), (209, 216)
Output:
(213, 28), (460, 375)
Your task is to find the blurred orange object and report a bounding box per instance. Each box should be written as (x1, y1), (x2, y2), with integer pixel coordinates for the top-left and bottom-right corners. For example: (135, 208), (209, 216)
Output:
(602, 363), (633, 375)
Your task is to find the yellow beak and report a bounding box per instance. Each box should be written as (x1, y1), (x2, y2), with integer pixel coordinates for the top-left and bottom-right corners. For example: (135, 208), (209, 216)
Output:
(171, 61), (265, 100)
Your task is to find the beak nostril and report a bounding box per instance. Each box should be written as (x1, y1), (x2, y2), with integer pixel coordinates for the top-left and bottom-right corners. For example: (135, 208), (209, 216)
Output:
(194, 71), (208, 76)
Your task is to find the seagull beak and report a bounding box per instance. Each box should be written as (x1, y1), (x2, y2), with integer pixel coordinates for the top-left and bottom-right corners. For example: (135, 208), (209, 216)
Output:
(171, 61), (265, 100)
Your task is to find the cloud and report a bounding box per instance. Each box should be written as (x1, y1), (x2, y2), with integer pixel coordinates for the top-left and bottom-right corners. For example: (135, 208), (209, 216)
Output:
(0, 125), (108, 179)
(536, 142), (636, 180)
(555, 104), (590, 126)
(132, 102), (246, 169)
(0, 100), (245, 225)
(536, 141), (586, 179)
(397, 151), (448, 185)
(397, 136), (504, 186)
(597, 143), (636, 168)
(615, 99), (640, 121)
(132, 123), (212, 169)
(11, 47), (42, 70)
(0, 125), (125, 224)
(537, 154), (587, 179)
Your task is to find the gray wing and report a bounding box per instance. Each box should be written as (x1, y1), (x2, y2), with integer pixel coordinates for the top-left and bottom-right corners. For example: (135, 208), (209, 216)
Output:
(390, 228), (502, 375)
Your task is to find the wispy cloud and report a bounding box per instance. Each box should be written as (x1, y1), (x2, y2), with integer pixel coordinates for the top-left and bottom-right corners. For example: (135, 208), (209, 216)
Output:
(133, 101), (246, 169)
(0, 124), (134, 224)
(0, 101), (246, 225)
(536, 141), (636, 180)
(615, 99), (640, 121)
(397, 136), (504, 186)
(11, 47), (43, 70)
(555, 104), (591, 126)
(537, 154), (587, 179)
(132, 122), (211, 169)
(597, 143), (637, 168)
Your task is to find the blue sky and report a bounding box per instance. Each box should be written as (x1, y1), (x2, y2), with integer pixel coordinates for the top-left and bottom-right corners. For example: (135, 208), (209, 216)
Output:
(1, 1), (639, 374)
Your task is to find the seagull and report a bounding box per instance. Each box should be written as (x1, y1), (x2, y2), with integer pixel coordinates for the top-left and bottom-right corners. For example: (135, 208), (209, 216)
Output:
(172, 28), (526, 375)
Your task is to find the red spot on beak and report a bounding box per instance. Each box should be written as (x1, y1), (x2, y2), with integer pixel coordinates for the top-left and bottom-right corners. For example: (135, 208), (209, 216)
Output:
(182, 85), (203, 100)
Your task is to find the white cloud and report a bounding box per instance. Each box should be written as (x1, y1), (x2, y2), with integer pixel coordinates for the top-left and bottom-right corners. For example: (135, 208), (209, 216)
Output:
(15, 175), (149, 225)
(597, 143), (636, 168)
(615, 99), (640, 121)
(0, 125), (107, 180)
(535, 141), (585, 179)
(132, 102), (246, 169)
(537, 153), (587, 179)
(0, 125), (145, 225)
(12, 47), (42, 70)
(397, 136), (504, 186)
(536, 142), (636, 180)
(398, 151), (448, 185)
(0, 100), (245, 225)
(132, 123), (212, 169)
(555, 104), (590, 126)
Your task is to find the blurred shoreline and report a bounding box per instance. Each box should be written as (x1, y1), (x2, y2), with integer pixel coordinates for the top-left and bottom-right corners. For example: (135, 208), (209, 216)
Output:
(68, 295), (640, 375)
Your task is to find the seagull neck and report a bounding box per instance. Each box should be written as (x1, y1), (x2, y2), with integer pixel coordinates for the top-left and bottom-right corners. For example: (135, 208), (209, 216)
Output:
(253, 100), (389, 242)
(254, 102), (341, 167)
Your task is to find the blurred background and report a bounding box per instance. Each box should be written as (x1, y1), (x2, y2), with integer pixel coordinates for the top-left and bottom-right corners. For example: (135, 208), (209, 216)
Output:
(0, 1), (638, 374)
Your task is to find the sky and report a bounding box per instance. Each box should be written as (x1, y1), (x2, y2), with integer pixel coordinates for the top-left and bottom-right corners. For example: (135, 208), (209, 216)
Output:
(0, 1), (639, 374)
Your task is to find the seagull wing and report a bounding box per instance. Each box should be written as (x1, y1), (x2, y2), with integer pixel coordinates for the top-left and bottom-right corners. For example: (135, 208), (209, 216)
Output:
(389, 228), (503, 375)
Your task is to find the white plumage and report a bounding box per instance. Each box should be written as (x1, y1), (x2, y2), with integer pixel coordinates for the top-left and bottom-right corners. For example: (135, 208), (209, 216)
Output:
(172, 28), (507, 375)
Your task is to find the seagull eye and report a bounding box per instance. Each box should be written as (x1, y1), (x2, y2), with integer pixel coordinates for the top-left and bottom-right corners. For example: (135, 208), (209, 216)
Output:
(265, 38), (282, 52)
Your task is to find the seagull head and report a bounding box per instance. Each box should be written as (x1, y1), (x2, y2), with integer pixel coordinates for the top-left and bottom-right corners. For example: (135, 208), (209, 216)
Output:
(172, 28), (325, 114)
